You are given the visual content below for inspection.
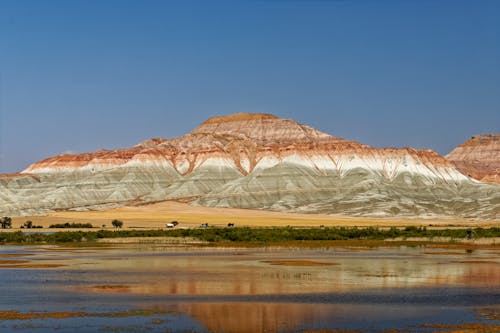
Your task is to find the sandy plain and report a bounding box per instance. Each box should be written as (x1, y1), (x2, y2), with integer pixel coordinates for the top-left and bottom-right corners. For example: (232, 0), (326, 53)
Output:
(8, 200), (500, 230)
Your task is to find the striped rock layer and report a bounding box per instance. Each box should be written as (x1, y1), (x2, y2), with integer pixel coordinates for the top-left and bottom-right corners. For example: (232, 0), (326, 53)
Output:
(445, 134), (500, 184)
(1, 113), (499, 219)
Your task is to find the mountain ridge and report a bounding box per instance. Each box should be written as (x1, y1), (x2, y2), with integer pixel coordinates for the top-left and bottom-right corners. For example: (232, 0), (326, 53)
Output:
(1, 113), (499, 219)
(23, 113), (455, 178)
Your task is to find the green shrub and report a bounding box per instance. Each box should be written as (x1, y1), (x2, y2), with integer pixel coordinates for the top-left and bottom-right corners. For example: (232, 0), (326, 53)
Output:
(1, 217), (12, 229)
(111, 220), (124, 229)
(49, 223), (94, 229)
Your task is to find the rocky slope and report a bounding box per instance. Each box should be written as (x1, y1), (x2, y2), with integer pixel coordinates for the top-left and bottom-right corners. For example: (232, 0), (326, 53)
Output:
(1, 113), (499, 219)
(445, 134), (500, 184)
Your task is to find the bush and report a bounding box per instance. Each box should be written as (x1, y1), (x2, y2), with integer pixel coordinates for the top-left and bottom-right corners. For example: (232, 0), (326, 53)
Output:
(1, 217), (12, 229)
(111, 220), (124, 229)
(49, 222), (94, 228)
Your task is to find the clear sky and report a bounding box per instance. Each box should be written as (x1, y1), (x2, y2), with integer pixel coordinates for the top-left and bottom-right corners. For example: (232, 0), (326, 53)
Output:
(0, 0), (498, 173)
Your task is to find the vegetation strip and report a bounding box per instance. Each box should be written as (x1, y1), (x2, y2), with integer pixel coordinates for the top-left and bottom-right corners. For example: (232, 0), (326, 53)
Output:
(0, 226), (499, 244)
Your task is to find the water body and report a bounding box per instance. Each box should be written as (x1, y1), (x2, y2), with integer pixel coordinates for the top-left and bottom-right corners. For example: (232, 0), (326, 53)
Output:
(0, 244), (499, 332)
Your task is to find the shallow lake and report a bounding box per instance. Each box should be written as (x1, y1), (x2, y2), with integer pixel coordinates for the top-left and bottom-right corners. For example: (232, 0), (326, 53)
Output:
(0, 243), (499, 332)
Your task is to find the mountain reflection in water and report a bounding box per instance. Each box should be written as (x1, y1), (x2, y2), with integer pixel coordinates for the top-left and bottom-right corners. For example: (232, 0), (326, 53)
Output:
(0, 244), (499, 332)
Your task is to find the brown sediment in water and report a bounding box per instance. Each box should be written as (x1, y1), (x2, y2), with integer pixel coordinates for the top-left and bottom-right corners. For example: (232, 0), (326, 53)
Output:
(0, 253), (34, 258)
(75, 285), (132, 293)
(261, 260), (338, 266)
(0, 263), (66, 269)
(0, 310), (92, 320)
(421, 323), (500, 332)
(425, 244), (500, 250)
(423, 251), (467, 255)
(0, 309), (171, 320)
(454, 260), (499, 264)
(0, 259), (31, 265)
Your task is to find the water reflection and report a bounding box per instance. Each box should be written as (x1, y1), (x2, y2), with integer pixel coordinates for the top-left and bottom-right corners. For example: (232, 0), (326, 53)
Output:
(176, 302), (334, 333)
(173, 302), (469, 333)
(0, 244), (499, 332)
(56, 245), (500, 296)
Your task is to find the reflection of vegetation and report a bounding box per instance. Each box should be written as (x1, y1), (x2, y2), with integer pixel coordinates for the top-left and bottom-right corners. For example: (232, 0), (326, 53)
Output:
(49, 223), (94, 229)
(0, 226), (499, 244)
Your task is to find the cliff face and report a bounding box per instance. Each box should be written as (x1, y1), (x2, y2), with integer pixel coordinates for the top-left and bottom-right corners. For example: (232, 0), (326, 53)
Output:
(445, 134), (500, 184)
(1, 113), (499, 219)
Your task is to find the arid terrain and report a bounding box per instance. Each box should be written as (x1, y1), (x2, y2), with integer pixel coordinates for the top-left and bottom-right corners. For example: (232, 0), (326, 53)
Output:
(9, 200), (499, 230)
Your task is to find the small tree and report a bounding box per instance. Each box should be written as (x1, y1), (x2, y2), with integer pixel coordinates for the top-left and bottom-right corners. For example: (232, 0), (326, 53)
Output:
(1, 217), (12, 229)
(111, 219), (123, 229)
(23, 220), (33, 229)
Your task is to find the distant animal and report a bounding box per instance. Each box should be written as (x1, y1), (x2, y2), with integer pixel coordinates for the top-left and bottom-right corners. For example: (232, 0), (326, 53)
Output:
(200, 223), (209, 228)
(227, 223), (234, 227)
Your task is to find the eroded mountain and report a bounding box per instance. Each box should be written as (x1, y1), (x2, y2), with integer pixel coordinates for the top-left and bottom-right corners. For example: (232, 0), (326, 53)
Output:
(445, 134), (500, 184)
(1, 113), (498, 219)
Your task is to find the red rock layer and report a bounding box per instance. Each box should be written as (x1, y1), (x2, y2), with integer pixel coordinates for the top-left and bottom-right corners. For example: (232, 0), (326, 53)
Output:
(23, 113), (459, 177)
(445, 134), (500, 184)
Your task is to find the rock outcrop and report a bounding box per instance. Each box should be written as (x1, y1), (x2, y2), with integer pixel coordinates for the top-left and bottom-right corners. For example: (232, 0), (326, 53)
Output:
(1, 113), (499, 219)
(445, 134), (500, 184)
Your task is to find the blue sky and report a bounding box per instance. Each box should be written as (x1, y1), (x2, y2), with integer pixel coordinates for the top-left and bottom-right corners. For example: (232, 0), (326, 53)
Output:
(0, 0), (498, 173)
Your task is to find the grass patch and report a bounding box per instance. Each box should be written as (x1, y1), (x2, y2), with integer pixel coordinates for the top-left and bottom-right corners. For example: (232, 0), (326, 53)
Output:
(0, 226), (499, 245)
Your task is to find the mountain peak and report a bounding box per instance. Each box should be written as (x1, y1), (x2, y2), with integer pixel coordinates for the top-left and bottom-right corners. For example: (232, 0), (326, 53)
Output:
(457, 134), (500, 148)
(200, 113), (279, 125)
(192, 112), (335, 144)
(446, 133), (500, 184)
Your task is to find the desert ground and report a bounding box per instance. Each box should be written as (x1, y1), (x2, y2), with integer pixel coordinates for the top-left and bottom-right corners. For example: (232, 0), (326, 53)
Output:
(8, 200), (500, 230)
